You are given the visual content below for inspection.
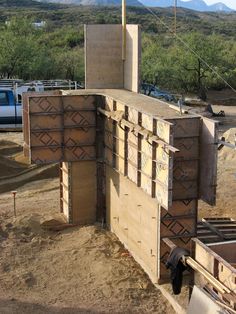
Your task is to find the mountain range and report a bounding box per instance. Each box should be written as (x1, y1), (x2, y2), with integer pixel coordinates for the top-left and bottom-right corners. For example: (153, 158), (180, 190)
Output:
(35, 0), (234, 11)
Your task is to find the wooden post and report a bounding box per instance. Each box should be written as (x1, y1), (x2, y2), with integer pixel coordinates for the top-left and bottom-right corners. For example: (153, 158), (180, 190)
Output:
(11, 191), (17, 217)
(122, 0), (126, 60)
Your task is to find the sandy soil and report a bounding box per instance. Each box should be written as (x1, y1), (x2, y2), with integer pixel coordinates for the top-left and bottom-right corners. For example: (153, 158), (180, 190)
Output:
(0, 93), (235, 313)
(199, 127), (236, 219)
(0, 133), (173, 314)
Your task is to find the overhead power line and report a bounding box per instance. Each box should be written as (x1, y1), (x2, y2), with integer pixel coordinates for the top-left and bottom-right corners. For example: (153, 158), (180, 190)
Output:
(133, 0), (236, 93)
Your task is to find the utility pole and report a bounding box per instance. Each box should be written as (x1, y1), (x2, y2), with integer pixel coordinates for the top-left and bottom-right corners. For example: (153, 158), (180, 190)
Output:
(122, 0), (126, 60)
(174, 0), (177, 34)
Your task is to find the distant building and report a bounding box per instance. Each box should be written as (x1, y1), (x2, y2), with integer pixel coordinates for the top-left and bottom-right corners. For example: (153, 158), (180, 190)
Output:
(32, 21), (46, 29)
(5, 21), (46, 29)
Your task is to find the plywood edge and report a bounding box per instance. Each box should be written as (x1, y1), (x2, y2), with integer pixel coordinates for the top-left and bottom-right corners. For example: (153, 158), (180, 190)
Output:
(193, 238), (236, 274)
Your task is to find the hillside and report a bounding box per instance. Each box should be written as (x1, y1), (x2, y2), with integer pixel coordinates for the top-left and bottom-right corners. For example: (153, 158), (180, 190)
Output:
(36, 0), (234, 12)
(0, 0), (66, 9)
(0, 0), (235, 94)
(0, 1), (236, 38)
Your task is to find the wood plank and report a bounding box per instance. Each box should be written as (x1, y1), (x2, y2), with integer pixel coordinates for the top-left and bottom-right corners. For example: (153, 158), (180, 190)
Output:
(199, 118), (219, 205)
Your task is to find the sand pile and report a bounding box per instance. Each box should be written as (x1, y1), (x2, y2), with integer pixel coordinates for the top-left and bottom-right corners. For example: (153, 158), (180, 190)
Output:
(0, 140), (28, 177)
(0, 137), (58, 193)
(1, 212), (68, 240)
(218, 128), (236, 164)
(0, 213), (173, 313)
(200, 128), (236, 219)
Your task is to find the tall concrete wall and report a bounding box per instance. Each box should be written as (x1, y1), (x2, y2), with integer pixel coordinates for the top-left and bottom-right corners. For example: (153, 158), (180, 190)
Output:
(85, 24), (141, 92)
(85, 25), (123, 89)
(124, 25), (141, 93)
(106, 165), (160, 283)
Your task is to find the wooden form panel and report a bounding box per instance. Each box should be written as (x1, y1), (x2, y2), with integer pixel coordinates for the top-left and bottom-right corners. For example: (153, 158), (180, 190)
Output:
(124, 25), (141, 92)
(159, 200), (198, 281)
(26, 95), (97, 164)
(85, 25), (123, 89)
(71, 161), (97, 224)
(103, 98), (174, 209)
(106, 165), (159, 283)
(170, 117), (201, 201)
(60, 161), (97, 224)
(193, 238), (236, 307)
(23, 90), (61, 159)
(199, 118), (218, 205)
(85, 24), (141, 91)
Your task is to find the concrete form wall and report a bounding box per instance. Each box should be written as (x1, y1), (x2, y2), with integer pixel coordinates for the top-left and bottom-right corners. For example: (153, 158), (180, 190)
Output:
(85, 24), (141, 92)
(194, 239), (236, 307)
(124, 25), (141, 93)
(23, 22), (219, 284)
(60, 161), (97, 224)
(106, 165), (159, 282)
(24, 90), (219, 282)
(85, 25), (123, 89)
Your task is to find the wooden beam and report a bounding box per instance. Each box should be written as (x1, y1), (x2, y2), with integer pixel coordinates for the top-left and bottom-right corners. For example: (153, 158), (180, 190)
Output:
(186, 257), (231, 294)
(162, 237), (231, 295)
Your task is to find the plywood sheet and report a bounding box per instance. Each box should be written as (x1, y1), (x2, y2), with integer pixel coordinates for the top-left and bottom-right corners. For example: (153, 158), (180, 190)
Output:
(27, 95), (97, 163)
(168, 117), (200, 138)
(124, 25), (141, 93)
(71, 161), (97, 224)
(159, 200), (197, 280)
(187, 286), (226, 314)
(103, 104), (174, 209)
(199, 118), (218, 205)
(106, 165), (159, 283)
(85, 25), (123, 89)
(194, 239), (236, 293)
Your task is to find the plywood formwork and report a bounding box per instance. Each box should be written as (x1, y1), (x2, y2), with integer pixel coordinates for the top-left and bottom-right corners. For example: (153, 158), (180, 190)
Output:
(106, 165), (159, 283)
(23, 94), (97, 163)
(23, 87), (219, 282)
(85, 25), (141, 92)
(85, 25), (123, 89)
(193, 238), (236, 309)
(124, 25), (141, 92)
(60, 161), (97, 224)
(199, 118), (219, 205)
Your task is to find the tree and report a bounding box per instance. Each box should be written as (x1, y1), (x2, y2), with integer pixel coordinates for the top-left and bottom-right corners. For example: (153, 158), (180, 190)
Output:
(141, 32), (231, 99)
(0, 17), (40, 79)
(56, 47), (84, 82)
(176, 32), (224, 99)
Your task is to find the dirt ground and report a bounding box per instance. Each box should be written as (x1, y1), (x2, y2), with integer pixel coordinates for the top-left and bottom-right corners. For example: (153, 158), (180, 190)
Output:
(0, 133), (173, 313)
(0, 92), (235, 313)
(198, 95), (236, 219)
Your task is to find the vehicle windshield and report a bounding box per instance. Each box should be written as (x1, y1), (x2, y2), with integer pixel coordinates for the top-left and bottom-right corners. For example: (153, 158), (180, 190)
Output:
(0, 92), (8, 105)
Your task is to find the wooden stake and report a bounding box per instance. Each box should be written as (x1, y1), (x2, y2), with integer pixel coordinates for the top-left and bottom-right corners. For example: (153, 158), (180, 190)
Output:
(11, 191), (17, 217)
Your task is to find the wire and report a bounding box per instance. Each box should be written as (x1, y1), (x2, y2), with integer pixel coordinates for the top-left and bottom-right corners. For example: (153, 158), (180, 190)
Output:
(131, 1), (236, 93)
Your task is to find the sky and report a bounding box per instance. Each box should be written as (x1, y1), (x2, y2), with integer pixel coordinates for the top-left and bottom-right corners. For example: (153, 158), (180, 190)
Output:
(182, 0), (236, 10)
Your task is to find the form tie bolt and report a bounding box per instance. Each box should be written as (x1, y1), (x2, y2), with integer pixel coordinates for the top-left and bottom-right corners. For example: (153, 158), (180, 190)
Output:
(11, 191), (17, 217)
